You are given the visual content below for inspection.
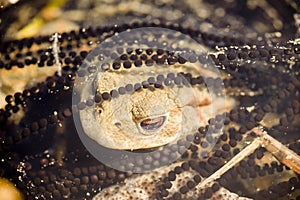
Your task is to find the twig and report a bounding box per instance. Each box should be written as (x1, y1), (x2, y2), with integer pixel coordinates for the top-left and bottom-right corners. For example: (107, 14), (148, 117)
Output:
(197, 137), (261, 188)
(251, 127), (300, 174)
(51, 33), (62, 77)
(197, 126), (300, 190)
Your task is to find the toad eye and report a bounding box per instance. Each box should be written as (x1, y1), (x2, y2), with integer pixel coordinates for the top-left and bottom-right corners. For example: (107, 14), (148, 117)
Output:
(140, 116), (166, 132)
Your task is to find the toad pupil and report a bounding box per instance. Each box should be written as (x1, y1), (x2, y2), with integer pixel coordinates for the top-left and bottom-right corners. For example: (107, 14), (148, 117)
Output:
(140, 116), (166, 132)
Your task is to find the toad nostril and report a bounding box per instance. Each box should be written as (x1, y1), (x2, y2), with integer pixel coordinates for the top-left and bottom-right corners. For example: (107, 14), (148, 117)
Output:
(115, 122), (121, 127)
(140, 116), (166, 132)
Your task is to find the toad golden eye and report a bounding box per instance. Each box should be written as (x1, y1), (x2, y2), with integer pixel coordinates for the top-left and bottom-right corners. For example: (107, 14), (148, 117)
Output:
(140, 116), (166, 132)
